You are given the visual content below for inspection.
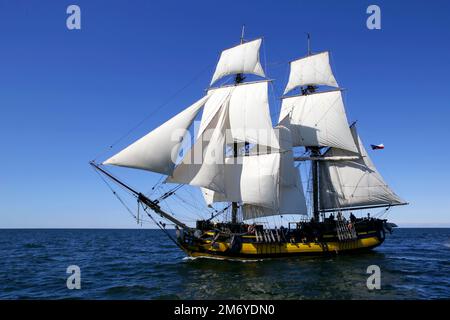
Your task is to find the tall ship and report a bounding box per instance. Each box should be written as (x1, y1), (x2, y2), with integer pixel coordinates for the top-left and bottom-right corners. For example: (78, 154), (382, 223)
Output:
(91, 29), (407, 260)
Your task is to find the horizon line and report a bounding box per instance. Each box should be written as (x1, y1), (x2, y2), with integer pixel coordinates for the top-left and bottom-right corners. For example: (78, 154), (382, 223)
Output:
(1, 226), (450, 230)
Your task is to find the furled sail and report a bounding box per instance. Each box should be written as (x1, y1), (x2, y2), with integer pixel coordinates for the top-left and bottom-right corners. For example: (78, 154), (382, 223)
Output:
(210, 38), (265, 85)
(284, 51), (338, 94)
(319, 125), (406, 211)
(278, 90), (358, 153)
(103, 95), (210, 175)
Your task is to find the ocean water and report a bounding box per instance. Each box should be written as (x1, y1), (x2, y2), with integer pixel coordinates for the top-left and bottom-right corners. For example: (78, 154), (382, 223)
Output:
(0, 228), (449, 300)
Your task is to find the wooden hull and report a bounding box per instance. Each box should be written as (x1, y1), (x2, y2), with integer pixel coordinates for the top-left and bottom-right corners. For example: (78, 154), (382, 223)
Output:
(179, 230), (385, 260)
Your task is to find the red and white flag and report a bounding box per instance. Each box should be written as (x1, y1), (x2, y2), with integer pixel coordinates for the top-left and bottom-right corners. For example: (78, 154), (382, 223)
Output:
(370, 144), (384, 150)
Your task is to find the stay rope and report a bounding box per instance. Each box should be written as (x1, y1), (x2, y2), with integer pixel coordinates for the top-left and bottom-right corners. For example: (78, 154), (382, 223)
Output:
(93, 167), (139, 221)
(92, 62), (215, 162)
(139, 202), (185, 251)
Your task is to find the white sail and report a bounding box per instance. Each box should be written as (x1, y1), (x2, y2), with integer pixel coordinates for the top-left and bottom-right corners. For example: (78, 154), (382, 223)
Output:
(197, 87), (233, 137)
(277, 125), (307, 215)
(172, 152), (280, 211)
(227, 81), (279, 150)
(223, 153), (280, 210)
(201, 126), (307, 220)
(201, 187), (227, 206)
(319, 125), (406, 211)
(103, 95), (210, 175)
(210, 38), (265, 85)
(166, 103), (229, 192)
(241, 167), (305, 219)
(201, 81), (279, 150)
(168, 81), (279, 197)
(284, 51), (338, 94)
(279, 90), (358, 153)
(241, 125), (307, 220)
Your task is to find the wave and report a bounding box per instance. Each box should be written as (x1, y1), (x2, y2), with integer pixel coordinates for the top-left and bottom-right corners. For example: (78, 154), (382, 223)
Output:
(23, 243), (45, 249)
(104, 284), (152, 296)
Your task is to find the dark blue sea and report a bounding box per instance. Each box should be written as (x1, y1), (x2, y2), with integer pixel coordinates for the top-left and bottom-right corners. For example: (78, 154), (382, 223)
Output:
(0, 229), (449, 299)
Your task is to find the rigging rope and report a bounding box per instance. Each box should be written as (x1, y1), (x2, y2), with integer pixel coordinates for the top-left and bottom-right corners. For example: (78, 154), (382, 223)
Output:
(92, 166), (182, 226)
(91, 43), (352, 230)
(92, 62), (215, 162)
(147, 175), (166, 197)
(172, 194), (210, 219)
(155, 184), (184, 203)
(91, 41), (312, 163)
(95, 166), (189, 249)
(93, 168), (139, 221)
(207, 204), (232, 222)
(139, 202), (185, 251)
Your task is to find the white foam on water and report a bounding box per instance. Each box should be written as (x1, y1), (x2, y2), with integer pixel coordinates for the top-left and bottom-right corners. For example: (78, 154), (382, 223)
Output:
(182, 255), (264, 263)
(182, 256), (197, 261)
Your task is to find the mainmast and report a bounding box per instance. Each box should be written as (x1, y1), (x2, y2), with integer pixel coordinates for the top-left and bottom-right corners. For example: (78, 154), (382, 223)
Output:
(307, 32), (311, 56)
(280, 35), (406, 217)
(310, 147), (320, 221)
(231, 25), (246, 224)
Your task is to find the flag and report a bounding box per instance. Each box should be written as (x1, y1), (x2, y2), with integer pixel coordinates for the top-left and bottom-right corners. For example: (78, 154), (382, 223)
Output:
(370, 144), (384, 150)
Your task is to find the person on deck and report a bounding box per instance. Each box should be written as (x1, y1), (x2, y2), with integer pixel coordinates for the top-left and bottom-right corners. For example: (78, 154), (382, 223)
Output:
(350, 212), (356, 223)
(280, 225), (286, 241)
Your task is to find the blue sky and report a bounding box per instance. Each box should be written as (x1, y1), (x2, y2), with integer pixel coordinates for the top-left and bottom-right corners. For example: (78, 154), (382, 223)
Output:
(1, 0), (449, 228)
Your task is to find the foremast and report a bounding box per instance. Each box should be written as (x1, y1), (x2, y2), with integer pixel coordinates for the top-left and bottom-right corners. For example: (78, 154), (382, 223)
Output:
(97, 26), (305, 229)
(194, 26), (307, 222)
(306, 33), (321, 221)
(231, 25), (246, 225)
(310, 147), (321, 221)
(295, 34), (322, 221)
